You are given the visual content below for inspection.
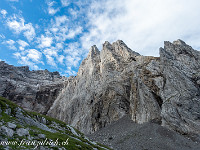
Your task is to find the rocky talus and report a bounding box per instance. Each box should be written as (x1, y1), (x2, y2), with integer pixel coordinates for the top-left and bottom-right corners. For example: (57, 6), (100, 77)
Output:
(0, 40), (200, 141)
(88, 115), (200, 150)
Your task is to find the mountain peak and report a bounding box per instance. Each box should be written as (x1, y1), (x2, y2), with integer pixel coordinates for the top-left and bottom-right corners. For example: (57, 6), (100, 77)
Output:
(173, 39), (187, 46)
(88, 45), (100, 58)
(114, 39), (126, 45)
(103, 41), (113, 50)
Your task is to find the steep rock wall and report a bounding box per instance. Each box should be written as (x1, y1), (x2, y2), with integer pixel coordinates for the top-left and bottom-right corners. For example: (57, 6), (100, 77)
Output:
(0, 39), (199, 139)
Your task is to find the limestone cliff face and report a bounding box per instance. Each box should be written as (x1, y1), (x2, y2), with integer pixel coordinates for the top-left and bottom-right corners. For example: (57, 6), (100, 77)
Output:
(0, 62), (65, 114)
(160, 40), (200, 137)
(47, 40), (141, 134)
(0, 39), (200, 139)
(47, 39), (200, 138)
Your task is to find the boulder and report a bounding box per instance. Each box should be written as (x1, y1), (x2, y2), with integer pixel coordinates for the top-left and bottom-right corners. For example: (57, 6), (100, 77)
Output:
(16, 128), (29, 137)
(7, 122), (17, 129)
(1, 126), (14, 137)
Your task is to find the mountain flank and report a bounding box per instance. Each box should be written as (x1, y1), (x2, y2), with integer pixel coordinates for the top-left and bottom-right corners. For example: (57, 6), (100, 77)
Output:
(0, 39), (200, 142)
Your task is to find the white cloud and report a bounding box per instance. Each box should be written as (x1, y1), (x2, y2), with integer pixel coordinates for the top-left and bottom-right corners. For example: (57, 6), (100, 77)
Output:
(7, 17), (23, 34)
(48, 7), (60, 15)
(66, 26), (82, 39)
(13, 47), (43, 70)
(43, 48), (57, 57)
(27, 49), (42, 63)
(1, 9), (7, 18)
(50, 15), (68, 42)
(64, 42), (79, 55)
(48, 15), (69, 42)
(13, 51), (41, 70)
(3, 39), (16, 50)
(55, 15), (68, 26)
(47, 1), (60, 15)
(60, 0), (69, 7)
(81, 0), (200, 56)
(57, 55), (65, 64)
(52, 25), (82, 42)
(64, 42), (82, 69)
(38, 35), (53, 48)
(17, 40), (29, 50)
(23, 23), (36, 42)
(66, 55), (81, 67)
(6, 15), (36, 41)
(40, 14), (83, 69)
(43, 47), (58, 66)
(42, 46), (65, 67)
(69, 8), (78, 18)
(45, 55), (57, 67)
(56, 43), (63, 50)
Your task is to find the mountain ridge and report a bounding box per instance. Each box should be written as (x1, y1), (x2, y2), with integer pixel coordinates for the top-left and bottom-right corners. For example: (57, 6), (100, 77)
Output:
(0, 39), (200, 141)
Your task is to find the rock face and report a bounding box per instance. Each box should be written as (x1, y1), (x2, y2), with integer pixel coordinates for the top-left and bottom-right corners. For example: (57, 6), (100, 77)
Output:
(0, 39), (200, 139)
(160, 40), (200, 137)
(47, 40), (142, 134)
(0, 62), (65, 114)
(47, 39), (200, 137)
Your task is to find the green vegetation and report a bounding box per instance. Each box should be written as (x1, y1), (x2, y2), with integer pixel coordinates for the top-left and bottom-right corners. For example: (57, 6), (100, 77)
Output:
(0, 96), (111, 150)
(0, 96), (19, 113)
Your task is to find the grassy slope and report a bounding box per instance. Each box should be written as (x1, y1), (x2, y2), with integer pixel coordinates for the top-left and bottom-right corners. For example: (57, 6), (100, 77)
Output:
(0, 96), (111, 150)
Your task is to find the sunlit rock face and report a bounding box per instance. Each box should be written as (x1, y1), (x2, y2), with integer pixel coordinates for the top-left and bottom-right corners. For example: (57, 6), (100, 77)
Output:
(47, 39), (200, 137)
(47, 40), (141, 134)
(1, 39), (200, 139)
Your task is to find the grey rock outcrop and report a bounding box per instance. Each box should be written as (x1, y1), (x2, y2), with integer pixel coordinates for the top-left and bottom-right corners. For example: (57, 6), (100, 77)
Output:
(159, 40), (200, 138)
(38, 134), (46, 139)
(7, 122), (17, 129)
(16, 128), (29, 137)
(0, 126), (14, 137)
(0, 62), (66, 114)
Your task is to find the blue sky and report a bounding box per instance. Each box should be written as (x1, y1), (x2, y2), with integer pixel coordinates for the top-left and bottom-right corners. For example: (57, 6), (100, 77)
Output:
(0, 0), (200, 76)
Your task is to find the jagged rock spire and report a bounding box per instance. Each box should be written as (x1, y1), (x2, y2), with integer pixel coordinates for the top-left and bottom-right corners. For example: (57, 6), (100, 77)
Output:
(88, 45), (100, 59)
